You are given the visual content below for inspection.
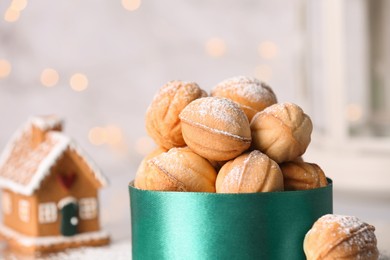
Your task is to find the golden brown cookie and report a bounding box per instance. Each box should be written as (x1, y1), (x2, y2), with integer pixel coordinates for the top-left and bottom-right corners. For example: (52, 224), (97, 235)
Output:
(179, 97), (251, 161)
(211, 76), (277, 121)
(145, 80), (206, 149)
(216, 150), (284, 193)
(304, 214), (379, 260)
(140, 147), (217, 192)
(134, 147), (167, 190)
(250, 102), (313, 163)
(279, 162), (327, 191)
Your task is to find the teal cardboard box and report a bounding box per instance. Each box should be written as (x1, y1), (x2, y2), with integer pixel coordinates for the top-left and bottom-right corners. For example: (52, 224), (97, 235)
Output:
(129, 179), (333, 260)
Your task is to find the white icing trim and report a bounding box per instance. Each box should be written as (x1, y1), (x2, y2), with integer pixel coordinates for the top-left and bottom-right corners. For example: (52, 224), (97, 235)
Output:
(0, 178), (32, 196)
(0, 223), (109, 247)
(0, 126), (108, 195)
(18, 199), (31, 223)
(79, 197), (98, 220)
(29, 115), (63, 131)
(58, 196), (77, 209)
(38, 202), (57, 224)
(2, 191), (12, 215)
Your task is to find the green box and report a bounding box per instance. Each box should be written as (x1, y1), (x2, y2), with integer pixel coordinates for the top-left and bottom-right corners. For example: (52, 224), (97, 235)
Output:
(129, 179), (333, 260)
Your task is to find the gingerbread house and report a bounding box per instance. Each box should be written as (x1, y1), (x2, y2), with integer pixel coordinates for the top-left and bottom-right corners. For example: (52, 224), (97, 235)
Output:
(0, 116), (110, 253)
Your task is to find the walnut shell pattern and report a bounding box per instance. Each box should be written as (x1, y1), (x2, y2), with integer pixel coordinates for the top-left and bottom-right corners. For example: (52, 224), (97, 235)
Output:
(304, 214), (379, 260)
(211, 76), (277, 121)
(142, 147), (217, 192)
(280, 161), (327, 191)
(145, 80), (206, 149)
(134, 147), (167, 190)
(250, 102), (313, 163)
(179, 97), (251, 161)
(216, 150), (284, 193)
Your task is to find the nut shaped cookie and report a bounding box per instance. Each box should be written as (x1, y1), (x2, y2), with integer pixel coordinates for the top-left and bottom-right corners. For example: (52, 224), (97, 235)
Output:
(142, 147), (217, 192)
(280, 161), (327, 191)
(211, 76), (277, 121)
(145, 80), (207, 149)
(216, 150), (284, 193)
(304, 214), (379, 260)
(134, 147), (167, 190)
(179, 97), (251, 161)
(250, 102), (313, 163)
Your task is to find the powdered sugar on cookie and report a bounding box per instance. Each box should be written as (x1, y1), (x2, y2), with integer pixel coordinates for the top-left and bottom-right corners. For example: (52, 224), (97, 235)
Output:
(212, 76), (276, 104)
(180, 97), (249, 131)
(304, 214), (379, 260)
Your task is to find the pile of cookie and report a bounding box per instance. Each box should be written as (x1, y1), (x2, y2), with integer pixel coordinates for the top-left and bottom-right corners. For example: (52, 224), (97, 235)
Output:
(134, 76), (379, 259)
(135, 76), (326, 193)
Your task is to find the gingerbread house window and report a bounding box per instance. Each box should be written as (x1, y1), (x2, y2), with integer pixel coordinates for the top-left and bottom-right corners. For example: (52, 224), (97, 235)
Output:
(39, 203), (57, 224)
(18, 199), (30, 223)
(2, 192), (11, 215)
(79, 198), (97, 220)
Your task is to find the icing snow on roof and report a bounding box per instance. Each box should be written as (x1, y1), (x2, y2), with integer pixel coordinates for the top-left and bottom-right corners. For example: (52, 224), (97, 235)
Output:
(0, 119), (108, 196)
(30, 115), (63, 131)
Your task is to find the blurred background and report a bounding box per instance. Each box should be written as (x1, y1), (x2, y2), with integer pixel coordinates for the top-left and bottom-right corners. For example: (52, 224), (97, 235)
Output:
(0, 0), (389, 256)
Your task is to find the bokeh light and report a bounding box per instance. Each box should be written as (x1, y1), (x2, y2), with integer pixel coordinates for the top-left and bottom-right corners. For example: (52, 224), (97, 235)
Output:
(70, 73), (89, 92)
(88, 127), (107, 146)
(40, 68), (59, 87)
(258, 41), (279, 60)
(205, 37), (227, 57)
(4, 7), (20, 23)
(0, 59), (12, 78)
(122, 0), (141, 11)
(11, 0), (28, 11)
(88, 125), (126, 150)
(105, 125), (124, 145)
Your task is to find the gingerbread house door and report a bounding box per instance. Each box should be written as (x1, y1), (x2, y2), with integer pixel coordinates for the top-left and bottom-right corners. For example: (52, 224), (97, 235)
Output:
(58, 197), (79, 236)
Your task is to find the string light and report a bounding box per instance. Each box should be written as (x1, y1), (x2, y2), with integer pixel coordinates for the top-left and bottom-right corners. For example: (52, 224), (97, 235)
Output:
(40, 68), (59, 87)
(122, 0), (141, 11)
(258, 41), (278, 60)
(88, 127), (107, 146)
(205, 37), (227, 58)
(0, 59), (12, 78)
(88, 125), (128, 155)
(88, 125), (125, 147)
(4, 7), (20, 23)
(11, 0), (28, 11)
(254, 64), (273, 81)
(105, 125), (124, 145)
(70, 73), (88, 92)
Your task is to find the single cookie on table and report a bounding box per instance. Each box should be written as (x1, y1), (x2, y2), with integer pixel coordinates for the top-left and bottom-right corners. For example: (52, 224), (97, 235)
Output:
(250, 102), (313, 163)
(304, 214), (379, 260)
(179, 97), (251, 161)
(138, 147), (217, 192)
(216, 150), (284, 193)
(279, 161), (327, 191)
(211, 76), (277, 121)
(145, 80), (207, 149)
(134, 147), (167, 189)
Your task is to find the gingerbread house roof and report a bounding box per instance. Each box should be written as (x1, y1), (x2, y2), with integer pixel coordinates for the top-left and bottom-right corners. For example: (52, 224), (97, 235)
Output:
(0, 116), (108, 196)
